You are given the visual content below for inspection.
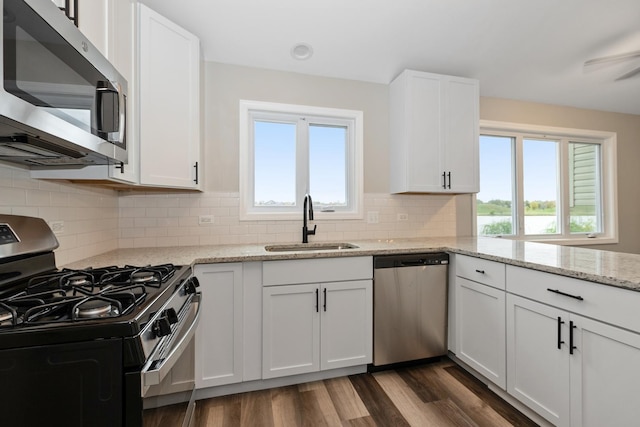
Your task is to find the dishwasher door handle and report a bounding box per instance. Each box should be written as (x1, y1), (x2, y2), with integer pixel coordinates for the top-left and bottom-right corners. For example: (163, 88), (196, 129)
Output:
(400, 260), (427, 267)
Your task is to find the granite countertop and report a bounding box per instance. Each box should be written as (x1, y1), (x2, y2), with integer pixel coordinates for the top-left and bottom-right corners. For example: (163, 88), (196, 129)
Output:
(62, 237), (640, 292)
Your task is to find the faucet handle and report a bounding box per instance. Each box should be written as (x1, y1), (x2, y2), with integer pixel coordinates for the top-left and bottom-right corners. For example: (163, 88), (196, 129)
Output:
(309, 224), (317, 235)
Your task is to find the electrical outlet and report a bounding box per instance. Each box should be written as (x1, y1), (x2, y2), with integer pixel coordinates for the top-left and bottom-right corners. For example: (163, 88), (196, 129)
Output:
(367, 211), (379, 224)
(198, 215), (214, 225)
(50, 221), (64, 234)
(397, 213), (409, 221)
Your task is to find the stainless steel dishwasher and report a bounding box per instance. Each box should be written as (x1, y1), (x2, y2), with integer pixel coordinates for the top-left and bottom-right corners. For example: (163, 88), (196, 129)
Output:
(373, 253), (449, 367)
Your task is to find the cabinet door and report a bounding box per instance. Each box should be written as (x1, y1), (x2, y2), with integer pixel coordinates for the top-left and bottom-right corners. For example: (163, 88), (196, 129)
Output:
(455, 278), (506, 389)
(506, 294), (570, 427)
(402, 72), (444, 193)
(443, 76), (479, 192)
(107, 0), (138, 184)
(320, 280), (372, 370)
(138, 4), (201, 189)
(570, 315), (640, 427)
(262, 284), (320, 379)
(194, 263), (243, 389)
(77, 0), (109, 56)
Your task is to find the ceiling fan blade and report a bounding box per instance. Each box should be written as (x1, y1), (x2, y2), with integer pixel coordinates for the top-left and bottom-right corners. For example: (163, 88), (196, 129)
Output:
(584, 50), (640, 67)
(615, 66), (640, 81)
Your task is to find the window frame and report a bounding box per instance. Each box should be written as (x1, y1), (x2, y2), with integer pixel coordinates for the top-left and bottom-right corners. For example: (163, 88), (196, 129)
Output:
(239, 100), (364, 221)
(476, 120), (618, 245)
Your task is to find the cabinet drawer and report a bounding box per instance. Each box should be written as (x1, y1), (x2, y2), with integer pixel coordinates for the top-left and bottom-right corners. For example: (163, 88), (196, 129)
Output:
(263, 256), (372, 286)
(507, 265), (640, 332)
(455, 254), (505, 290)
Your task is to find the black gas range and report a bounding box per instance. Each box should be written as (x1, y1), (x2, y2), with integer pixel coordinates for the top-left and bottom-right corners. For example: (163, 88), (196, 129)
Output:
(0, 214), (201, 427)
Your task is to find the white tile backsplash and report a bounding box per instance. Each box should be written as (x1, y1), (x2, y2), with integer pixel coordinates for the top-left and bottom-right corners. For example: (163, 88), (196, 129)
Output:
(117, 191), (458, 248)
(0, 162), (458, 264)
(0, 164), (119, 266)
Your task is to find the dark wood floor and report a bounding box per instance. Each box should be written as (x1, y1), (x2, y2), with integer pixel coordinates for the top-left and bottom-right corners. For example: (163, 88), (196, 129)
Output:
(148, 358), (538, 427)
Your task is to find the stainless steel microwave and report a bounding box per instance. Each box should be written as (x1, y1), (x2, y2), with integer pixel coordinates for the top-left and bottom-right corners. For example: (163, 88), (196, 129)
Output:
(0, 0), (127, 167)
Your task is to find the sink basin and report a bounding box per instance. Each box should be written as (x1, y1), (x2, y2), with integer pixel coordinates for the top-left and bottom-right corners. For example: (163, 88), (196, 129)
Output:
(265, 242), (359, 252)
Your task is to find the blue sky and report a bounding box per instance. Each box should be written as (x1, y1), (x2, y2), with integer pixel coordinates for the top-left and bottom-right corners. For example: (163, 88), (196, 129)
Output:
(254, 121), (347, 206)
(478, 135), (558, 202)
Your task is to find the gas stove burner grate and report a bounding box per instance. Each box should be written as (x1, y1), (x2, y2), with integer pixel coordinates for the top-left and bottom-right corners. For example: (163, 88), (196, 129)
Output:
(0, 303), (17, 326)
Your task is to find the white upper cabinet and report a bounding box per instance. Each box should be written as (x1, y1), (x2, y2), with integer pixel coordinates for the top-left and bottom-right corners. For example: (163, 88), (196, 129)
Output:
(389, 70), (479, 194)
(77, 0), (109, 56)
(138, 4), (201, 189)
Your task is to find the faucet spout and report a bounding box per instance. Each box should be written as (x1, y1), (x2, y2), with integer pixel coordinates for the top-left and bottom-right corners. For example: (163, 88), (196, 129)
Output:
(302, 194), (316, 243)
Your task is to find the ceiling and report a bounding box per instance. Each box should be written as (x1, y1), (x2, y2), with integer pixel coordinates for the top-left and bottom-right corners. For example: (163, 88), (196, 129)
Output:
(140, 0), (640, 115)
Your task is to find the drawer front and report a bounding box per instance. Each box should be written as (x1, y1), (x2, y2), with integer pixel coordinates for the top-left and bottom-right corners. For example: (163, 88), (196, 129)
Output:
(263, 256), (373, 286)
(507, 265), (640, 332)
(455, 254), (506, 290)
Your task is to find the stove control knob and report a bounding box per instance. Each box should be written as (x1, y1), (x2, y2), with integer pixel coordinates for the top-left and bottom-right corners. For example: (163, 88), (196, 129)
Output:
(165, 308), (178, 324)
(153, 317), (172, 337)
(184, 277), (200, 295)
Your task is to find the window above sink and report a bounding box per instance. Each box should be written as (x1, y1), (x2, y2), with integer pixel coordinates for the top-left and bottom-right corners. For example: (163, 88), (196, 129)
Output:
(239, 100), (364, 221)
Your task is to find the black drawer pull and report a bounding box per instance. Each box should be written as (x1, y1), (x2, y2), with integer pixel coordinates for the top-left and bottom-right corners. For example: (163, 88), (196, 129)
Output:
(475, 269), (485, 274)
(547, 288), (584, 301)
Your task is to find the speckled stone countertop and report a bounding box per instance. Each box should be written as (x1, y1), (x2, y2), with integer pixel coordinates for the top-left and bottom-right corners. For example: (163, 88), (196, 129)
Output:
(62, 237), (640, 292)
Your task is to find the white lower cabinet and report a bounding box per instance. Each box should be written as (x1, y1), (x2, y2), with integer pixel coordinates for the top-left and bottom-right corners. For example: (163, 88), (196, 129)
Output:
(569, 314), (640, 427)
(455, 278), (506, 389)
(194, 263), (243, 388)
(261, 257), (373, 380)
(262, 283), (319, 378)
(262, 280), (372, 379)
(506, 294), (570, 426)
(507, 293), (640, 427)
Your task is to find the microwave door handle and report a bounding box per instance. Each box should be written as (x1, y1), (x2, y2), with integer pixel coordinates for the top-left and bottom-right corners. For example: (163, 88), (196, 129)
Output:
(117, 89), (126, 144)
(96, 83), (125, 144)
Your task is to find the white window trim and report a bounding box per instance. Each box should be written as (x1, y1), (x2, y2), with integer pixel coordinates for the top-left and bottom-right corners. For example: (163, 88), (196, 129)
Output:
(476, 120), (618, 246)
(239, 100), (364, 221)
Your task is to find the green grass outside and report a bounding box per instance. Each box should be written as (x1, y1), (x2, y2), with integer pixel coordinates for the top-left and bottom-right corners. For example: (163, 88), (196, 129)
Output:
(477, 202), (595, 216)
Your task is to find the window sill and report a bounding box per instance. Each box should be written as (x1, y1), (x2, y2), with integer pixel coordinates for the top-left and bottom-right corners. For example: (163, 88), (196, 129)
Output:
(483, 235), (619, 246)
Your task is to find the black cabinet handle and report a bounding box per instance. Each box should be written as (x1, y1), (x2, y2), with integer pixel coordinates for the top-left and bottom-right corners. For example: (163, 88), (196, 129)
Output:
(547, 288), (584, 301)
(569, 321), (577, 354)
(194, 162), (199, 185)
(557, 317), (565, 349)
(447, 171), (451, 189)
(475, 269), (485, 274)
(315, 288), (319, 312)
(323, 288), (327, 312)
(442, 172), (447, 189)
(115, 162), (125, 174)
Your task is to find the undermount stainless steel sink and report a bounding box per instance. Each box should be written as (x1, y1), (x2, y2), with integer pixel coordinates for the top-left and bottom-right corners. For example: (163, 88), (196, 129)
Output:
(264, 242), (359, 252)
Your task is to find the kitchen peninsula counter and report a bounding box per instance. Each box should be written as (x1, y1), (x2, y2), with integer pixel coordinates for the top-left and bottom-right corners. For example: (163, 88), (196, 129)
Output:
(63, 237), (640, 292)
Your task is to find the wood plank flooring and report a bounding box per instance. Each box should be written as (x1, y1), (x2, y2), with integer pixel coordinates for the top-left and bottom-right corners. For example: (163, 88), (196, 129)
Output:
(148, 358), (538, 427)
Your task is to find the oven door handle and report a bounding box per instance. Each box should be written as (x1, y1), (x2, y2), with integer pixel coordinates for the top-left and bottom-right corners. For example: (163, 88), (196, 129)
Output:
(142, 292), (201, 390)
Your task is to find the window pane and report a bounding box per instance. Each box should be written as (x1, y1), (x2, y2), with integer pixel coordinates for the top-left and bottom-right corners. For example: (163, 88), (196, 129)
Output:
(569, 142), (601, 234)
(254, 121), (296, 206)
(477, 135), (515, 236)
(523, 139), (559, 234)
(309, 124), (347, 207)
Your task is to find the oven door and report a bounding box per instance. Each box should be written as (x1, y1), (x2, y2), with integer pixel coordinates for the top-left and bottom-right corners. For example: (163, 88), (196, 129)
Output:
(141, 292), (201, 427)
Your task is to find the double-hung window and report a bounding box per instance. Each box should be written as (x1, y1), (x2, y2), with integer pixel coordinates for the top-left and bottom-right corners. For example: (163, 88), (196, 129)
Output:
(239, 100), (363, 220)
(477, 121), (617, 244)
